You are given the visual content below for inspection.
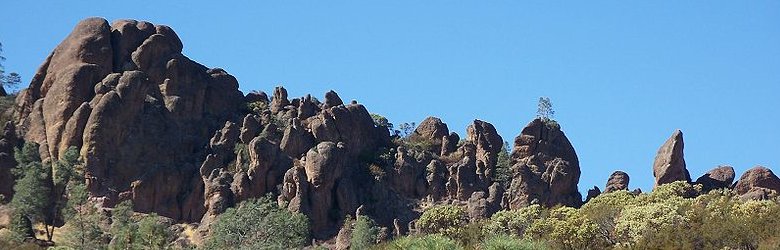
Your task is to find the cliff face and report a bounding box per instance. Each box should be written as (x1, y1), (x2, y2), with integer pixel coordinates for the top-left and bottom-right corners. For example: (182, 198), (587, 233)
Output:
(13, 18), (243, 221)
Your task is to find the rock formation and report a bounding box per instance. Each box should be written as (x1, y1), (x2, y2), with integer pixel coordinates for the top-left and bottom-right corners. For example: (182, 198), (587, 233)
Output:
(733, 166), (780, 200)
(508, 118), (582, 208)
(604, 171), (630, 193)
(13, 17), (243, 221)
(652, 130), (691, 187)
(695, 165), (735, 193)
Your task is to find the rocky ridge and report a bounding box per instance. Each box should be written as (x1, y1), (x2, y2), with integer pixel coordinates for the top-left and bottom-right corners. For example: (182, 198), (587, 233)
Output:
(1, 17), (778, 243)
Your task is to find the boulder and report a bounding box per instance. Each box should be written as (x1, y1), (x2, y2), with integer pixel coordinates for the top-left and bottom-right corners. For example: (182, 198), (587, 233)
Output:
(323, 90), (344, 108)
(604, 171), (630, 193)
(653, 130), (690, 187)
(695, 165), (735, 192)
(408, 117), (449, 151)
(733, 166), (780, 200)
(508, 118), (582, 208)
(466, 120), (503, 183)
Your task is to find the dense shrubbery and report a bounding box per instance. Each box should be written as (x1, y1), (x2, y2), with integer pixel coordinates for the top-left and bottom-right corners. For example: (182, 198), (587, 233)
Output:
(203, 196), (310, 250)
(416, 205), (469, 238)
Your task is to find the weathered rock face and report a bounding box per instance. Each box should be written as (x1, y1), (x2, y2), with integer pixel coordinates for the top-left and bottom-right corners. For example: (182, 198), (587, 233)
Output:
(605, 171), (630, 193)
(695, 165), (735, 193)
(584, 186), (601, 203)
(653, 130), (690, 187)
(733, 166), (780, 200)
(508, 118), (582, 208)
(408, 116), (449, 151)
(0, 122), (21, 199)
(14, 18), (243, 221)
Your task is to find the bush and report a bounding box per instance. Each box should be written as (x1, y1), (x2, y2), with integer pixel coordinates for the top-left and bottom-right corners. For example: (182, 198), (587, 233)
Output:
(383, 234), (462, 250)
(614, 200), (691, 249)
(351, 215), (379, 250)
(578, 190), (636, 245)
(483, 204), (544, 237)
(525, 206), (604, 250)
(480, 234), (548, 250)
(203, 197), (310, 249)
(416, 205), (468, 238)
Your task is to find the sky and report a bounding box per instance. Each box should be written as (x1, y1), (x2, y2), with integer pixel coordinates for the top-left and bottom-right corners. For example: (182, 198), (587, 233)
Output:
(1, 1), (778, 194)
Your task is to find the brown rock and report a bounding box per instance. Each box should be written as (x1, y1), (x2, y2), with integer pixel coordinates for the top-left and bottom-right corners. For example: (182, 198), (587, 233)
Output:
(280, 118), (315, 157)
(604, 171), (630, 193)
(440, 132), (459, 156)
(15, 18), (243, 222)
(733, 166), (780, 200)
(653, 130), (691, 187)
(408, 117), (449, 151)
(239, 114), (261, 144)
(508, 118), (582, 208)
(695, 165), (735, 192)
(466, 120), (503, 183)
(270, 86), (289, 113)
(323, 90), (344, 108)
(584, 186), (601, 203)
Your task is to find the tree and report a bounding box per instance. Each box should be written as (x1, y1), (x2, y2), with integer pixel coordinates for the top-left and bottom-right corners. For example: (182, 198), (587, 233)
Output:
(10, 142), (52, 241)
(536, 97), (555, 122)
(351, 215), (380, 250)
(204, 196), (310, 249)
(61, 182), (107, 249)
(494, 141), (512, 189)
(397, 122), (416, 138)
(370, 113), (394, 133)
(0, 42), (22, 92)
(136, 214), (173, 249)
(108, 200), (137, 250)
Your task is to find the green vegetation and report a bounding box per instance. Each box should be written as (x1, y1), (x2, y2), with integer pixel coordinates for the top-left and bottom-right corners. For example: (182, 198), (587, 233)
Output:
(381, 234), (462, 250)
(203, 196), (310, 250)
(416, 205), (468, 239)
(351, 215), (380, 250)
(1, 41), (22, 92)
(10, 142), (53, 241)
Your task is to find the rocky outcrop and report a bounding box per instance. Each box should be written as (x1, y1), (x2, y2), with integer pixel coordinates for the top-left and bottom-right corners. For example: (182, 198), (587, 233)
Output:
(408, 117), (449, 151)
(508, 118), (582, 208)
(0, 122), (20, 199)
(605, 171), (630, 193)
(652, 130), (690, 187)
(13, 18), (243, 221)
(584, 186), (601, 203)
(733, 166), (780, 200)
(695, 165), (735, 192)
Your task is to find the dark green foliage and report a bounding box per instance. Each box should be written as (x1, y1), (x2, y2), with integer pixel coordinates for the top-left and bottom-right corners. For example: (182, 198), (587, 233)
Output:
(396, 122), (416, 138)
(351, 215), (379, 250)
(231, 143), (250, 172)
(9, 142), (52, 241)
(536, 97), (554, 122)
(61, 182), (107, 249)
(136, 214), (173, 249)
(203, 196), (310, 250)
(108, 200), (136, 250)
(0, 42), (22, 92)
(370, 113), (393, 133)
(494, 141), (512, 188)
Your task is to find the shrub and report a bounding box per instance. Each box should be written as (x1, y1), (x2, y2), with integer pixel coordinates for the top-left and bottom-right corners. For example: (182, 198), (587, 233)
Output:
(578, 190), (636, 245)
(204, 196), (310, 249)
(483, 204), (544, 237)
(526, 206), (603, 250)
(383, 234), (462, 250)
(614, 200), (691, 249)
(351, 215), (379, 250)
(480, 234), (548, 250)
(416, 205), (468, 238)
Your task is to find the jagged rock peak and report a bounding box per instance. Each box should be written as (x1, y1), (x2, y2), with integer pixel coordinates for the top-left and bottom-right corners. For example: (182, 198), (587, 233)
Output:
(652, 129), (690, 188)
(604, 170), (630, 193)
(508, 118), (582, 208)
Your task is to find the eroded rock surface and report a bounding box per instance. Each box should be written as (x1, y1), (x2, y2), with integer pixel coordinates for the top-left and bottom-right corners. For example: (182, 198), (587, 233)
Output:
(733, 166), (780, 200)
(653, 130), (690, 187)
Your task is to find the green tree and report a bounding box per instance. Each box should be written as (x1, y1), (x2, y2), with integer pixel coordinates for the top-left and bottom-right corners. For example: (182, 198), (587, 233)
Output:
(494, 141), (512, 188)
(136, 214), (173, 249)
(10, 142), (52, 241)
(60, 182), (107, 249)
(204, 196), (310, 249)
(0, 42), (22, 92)
(351, 215), (380, 250)
(384, 234), (463, 250)
(536, 97), (554, 122)
(108, 200), (137, 250)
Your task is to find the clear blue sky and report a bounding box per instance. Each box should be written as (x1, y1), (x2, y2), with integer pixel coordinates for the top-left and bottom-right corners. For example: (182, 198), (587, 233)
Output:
(1, 1), (779, 193)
